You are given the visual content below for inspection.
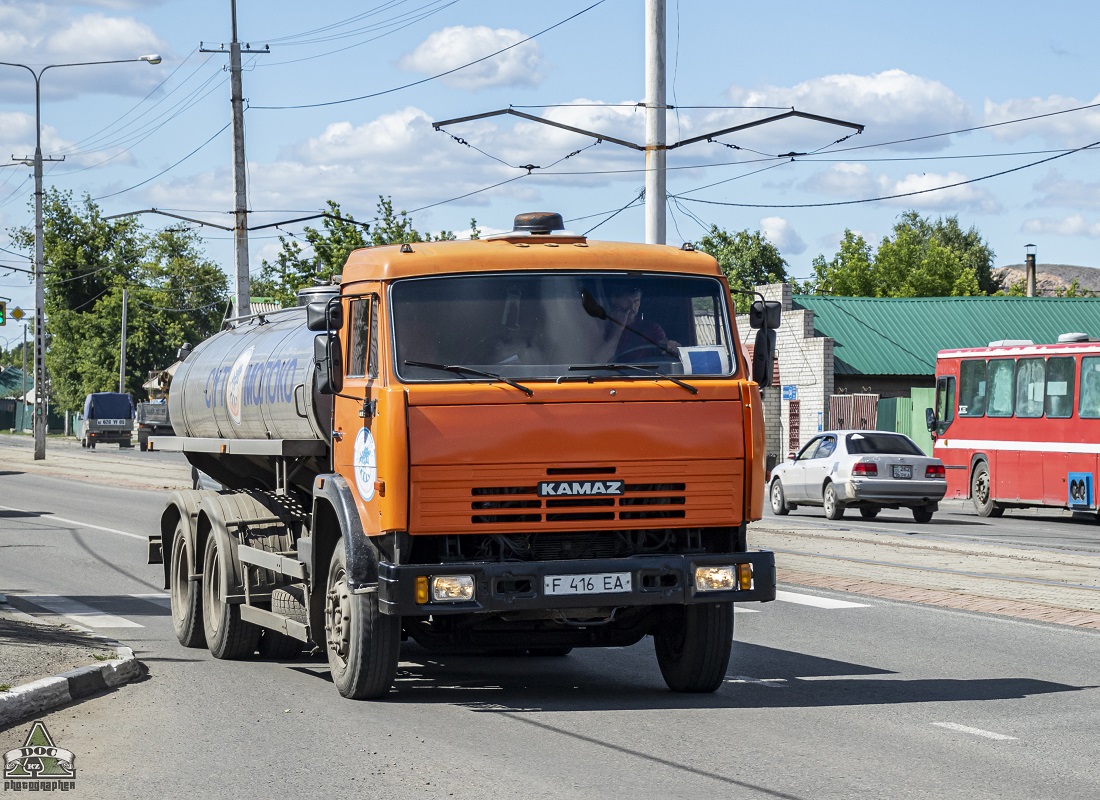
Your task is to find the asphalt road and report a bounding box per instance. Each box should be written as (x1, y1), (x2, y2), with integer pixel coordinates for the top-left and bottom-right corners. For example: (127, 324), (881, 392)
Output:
(1, 470), (1098, 799)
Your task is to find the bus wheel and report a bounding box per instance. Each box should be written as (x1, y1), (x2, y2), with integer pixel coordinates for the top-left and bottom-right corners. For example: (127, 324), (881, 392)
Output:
(971, 463), (1004, 518)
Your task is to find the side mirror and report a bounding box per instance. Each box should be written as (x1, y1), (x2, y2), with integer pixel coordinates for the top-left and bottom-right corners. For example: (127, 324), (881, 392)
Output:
(752, 328), (776, 388)
(749, 299), (782, 330)
(787, 451), (796, 461)
(177, 343), (193, 362)
(925, 407), (936, 432)
(307, 300), (344, 332)
(314, 333), (344, 395)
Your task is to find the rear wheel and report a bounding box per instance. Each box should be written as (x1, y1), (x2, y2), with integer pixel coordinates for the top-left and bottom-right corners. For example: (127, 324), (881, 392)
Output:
(912, 505), (934, 524)
(654, 602), (733, 693)
(258, 585), (307, 660)
(971, 462), (1004, 517)
(202, 533), (260, 659)
(770, 479), (790, 516)
(169, 521), (204, 648)
(823, 483), (845, 520)
(325, 541), (401, 699)
(859, 506), (880, 520)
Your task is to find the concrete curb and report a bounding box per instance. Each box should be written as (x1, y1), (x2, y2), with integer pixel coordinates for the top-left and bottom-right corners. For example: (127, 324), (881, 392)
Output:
(0, 593), (144, 730)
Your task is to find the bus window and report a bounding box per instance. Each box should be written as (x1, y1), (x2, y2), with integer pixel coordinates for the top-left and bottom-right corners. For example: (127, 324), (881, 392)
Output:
(1015, 358), (1045, 418)
(1045, 357), (1074, 418)
(958, 359), (987, 416)
(935, 376), (955, 435)
(1081, 357), (1100, 418)
(987, 359), (1015, 417)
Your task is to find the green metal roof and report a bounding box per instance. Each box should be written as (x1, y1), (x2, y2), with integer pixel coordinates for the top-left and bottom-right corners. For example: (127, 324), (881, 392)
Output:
(791, 295), (1100, 376)
(0, 366), (27, 398)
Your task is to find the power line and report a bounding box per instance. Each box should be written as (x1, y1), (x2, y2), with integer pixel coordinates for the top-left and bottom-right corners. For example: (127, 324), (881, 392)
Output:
(250, 0), (608, 110)
(91, 122), (231, 201)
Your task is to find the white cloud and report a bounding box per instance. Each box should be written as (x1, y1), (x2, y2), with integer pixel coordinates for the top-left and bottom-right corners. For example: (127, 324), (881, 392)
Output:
(760, 216), (805, 255)
(1023, 214), (1100, 238)
(0, 8), (166, 100)
(1030, 169), (1100, 208)
(803, 163), (1000, 212)
(398, 26), (544, 90)
(983, 94), (1100, 146)
(721, 70), (971, 152)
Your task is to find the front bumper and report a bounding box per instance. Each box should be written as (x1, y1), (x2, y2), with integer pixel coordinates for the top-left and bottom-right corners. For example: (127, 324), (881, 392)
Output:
(377, 550), (776, 617)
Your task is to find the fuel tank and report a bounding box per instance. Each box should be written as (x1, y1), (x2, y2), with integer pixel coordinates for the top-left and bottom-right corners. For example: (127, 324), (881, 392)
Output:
(169, 305), (332, 442)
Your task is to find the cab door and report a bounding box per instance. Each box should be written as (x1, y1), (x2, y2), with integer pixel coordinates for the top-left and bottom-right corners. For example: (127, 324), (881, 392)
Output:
(785, 435), (823, 502)
(331, 290), (382, 529)
(801, 434), (838, 503)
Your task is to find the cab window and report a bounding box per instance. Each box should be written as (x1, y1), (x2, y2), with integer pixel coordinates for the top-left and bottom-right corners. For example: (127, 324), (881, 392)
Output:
(347, 297), (373, 378)
(958, 360), (986, 416)
(935, 375), (955, 435)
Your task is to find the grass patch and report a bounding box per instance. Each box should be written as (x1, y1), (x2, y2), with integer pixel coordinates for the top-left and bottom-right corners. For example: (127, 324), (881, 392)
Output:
(0, 684), (11, 692)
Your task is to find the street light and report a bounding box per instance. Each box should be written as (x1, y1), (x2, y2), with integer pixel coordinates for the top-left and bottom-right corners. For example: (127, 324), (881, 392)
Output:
(0, 53), (161, 459)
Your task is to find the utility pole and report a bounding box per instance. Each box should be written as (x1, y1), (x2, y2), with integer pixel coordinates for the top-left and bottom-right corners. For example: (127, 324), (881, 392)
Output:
(119, 287), (128, 393)
(21, 322), (27, 430)
(201, 0), (268, 318)
(644, 0), (666, 245)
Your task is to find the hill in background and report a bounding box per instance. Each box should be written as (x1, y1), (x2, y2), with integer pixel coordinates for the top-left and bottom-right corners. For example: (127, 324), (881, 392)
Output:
(994, 263), (1100, 295)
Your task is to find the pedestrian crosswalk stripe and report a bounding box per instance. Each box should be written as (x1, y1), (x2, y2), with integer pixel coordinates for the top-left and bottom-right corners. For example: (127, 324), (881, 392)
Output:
(129, 593), (171, 607)
(775, 590), (869, 609)
(22, 595), (144, 628)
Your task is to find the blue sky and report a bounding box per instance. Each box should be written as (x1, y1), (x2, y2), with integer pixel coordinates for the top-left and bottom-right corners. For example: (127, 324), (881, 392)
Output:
(2, 0), (1100, 332)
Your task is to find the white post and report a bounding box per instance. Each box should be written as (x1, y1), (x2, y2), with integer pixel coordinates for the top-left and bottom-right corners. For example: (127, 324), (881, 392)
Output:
(644, 0), (667, 245)
(33, 76), (45, 459)
(119, 287), (128, 393)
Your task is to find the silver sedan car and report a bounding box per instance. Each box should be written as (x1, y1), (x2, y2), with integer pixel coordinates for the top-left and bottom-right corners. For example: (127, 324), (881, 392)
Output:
(768, 430), (947, 523)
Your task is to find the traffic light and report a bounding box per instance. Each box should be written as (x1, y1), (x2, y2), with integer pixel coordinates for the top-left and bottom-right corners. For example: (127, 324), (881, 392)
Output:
(0, 300), (6, 326)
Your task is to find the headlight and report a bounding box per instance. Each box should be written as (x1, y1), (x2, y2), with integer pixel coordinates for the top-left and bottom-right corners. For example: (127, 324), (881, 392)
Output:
(431, 575), (475, 602)
(695, 566), (736, 591)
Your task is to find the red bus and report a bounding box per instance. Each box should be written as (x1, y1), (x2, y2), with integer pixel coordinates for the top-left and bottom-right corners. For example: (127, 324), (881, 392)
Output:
(929, 334), (1100, 518)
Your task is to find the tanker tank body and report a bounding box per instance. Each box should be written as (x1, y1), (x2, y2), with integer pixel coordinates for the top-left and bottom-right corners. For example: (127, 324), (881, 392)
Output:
(168, 299), (333, 493)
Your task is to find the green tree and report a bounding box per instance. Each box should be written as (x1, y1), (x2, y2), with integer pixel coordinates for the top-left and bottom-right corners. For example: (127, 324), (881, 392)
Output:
(695, 227), (790, 310)
(12, 190), (228, 411)
(254, 197), (474, 307)
(808, 211), (990, 298)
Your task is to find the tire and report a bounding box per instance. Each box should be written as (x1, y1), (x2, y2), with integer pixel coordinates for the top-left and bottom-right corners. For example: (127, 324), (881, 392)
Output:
(912, 505), (934, 524)
(823, 483), (845, 520)
(258, 585), (307, 660)
(169, 520), (204, 648)
(80, 438), (86, 449)
(971, 462), (1004, 517)
(654, 602), (733, 693)
(859, 506), (880, 520)
(139, 439), (148, 452)
(201, 533), (260, 659)
(770, 479), (790, 516)
(325, 541), (400, 700)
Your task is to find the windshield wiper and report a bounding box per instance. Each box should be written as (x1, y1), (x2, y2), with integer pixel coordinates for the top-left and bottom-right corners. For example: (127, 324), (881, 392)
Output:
(403, 360), (533, 396)
(569, 363), (697, 394)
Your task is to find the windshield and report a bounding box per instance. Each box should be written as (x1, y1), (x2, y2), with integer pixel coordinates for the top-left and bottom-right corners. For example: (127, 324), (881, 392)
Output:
(391, 272), (738, 382)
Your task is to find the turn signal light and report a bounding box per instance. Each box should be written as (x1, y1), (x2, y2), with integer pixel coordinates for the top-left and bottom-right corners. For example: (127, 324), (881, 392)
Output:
(737, 563), (753, 590)
(925, 464), (946, 479)
(852, 462), (877, 476)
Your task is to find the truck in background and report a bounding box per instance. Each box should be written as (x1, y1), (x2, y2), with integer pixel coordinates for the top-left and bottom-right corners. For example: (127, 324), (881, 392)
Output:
(81, 391), (134, 449)
(136, 400), (172, 451)
(148, 212), (781, 700)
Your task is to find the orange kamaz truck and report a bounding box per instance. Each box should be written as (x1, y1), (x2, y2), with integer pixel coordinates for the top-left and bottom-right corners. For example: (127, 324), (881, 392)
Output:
(148, 212), (779, 699)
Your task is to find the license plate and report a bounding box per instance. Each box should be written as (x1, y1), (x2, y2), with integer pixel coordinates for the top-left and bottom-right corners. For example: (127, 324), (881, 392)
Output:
(96, 419), (128, 427)
(892, 464), (913, 479)
(544, 572), (632, 596)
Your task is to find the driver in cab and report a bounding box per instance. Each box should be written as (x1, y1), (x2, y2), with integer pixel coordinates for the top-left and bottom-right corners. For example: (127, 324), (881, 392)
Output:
(604, 286), (680, 361)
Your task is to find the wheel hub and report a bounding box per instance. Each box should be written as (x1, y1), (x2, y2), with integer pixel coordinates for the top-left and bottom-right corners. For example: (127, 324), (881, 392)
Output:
(325, 573), (352, 660)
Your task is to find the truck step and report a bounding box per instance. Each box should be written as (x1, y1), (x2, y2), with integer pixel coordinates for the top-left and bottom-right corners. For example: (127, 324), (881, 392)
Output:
(239, 605), (309, 642)
(237, 544), (306, 579)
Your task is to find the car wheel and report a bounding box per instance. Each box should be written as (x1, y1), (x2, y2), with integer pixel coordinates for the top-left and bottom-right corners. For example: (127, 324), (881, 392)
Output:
(770, 479), (790, 516)
(823, 483), (845, 520)
(912, 505), (934, 524)
(859, 506), (880, 520)
(971, 462), (1004, 518)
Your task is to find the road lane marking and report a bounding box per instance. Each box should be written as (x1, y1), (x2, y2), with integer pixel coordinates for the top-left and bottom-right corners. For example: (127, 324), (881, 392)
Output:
(20, 595), (144, 628)
(776, 590), (869, 609)
(932, 722), (1017, 741)
(0, 503), (146, 541)
(725, 676), (787, 688)
(129, 593), (170, 607)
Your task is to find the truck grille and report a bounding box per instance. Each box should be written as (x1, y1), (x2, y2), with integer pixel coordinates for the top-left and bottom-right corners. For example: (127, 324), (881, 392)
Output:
(411, 462), (740, 533)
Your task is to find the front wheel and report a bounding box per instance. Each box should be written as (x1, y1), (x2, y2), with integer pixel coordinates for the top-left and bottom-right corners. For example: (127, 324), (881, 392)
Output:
(653, 602), (733, 693)
(770, 479), (790, 516)
(971, 463), (1004, 517)
(325, 542), (401, 700)
(823, 483), (845, 520)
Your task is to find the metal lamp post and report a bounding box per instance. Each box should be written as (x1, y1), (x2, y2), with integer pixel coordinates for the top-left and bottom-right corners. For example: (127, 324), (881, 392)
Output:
(0, 54), (161, 459)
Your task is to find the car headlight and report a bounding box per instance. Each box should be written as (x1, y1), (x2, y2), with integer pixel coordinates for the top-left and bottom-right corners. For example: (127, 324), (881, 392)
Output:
(430, 575), (475, 602)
